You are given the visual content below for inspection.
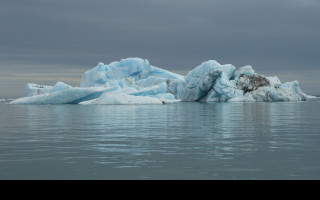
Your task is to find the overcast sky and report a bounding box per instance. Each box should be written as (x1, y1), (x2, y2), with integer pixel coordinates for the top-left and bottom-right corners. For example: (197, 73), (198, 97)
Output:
(1, 0), (320, 97)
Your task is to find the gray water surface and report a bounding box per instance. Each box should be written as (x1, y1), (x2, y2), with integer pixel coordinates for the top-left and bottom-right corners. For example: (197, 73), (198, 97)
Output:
(0, 99), (319, 179)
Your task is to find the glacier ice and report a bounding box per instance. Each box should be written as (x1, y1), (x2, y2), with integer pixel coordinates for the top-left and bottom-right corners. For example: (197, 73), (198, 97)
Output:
(231, 65), (255, 80)
(24, 82), (72, 97)
(80, 58), (183, 87)
(9, 57), (309, 105)
(167, 60), (236, 101)
(10, 86), (121, 105)
(80, 93), (163, 105)
(80, 93), (179, 105)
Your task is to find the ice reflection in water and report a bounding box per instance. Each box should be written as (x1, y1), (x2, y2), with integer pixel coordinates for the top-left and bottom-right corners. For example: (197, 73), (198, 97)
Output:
(0, 100), (319, 179)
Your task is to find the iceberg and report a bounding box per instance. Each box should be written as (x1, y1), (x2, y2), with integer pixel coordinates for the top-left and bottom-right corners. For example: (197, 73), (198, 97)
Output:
(9, 57), (309, 105)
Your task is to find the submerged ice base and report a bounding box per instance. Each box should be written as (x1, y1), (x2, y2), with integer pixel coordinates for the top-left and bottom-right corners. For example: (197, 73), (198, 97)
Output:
(10, 57), (309, 105)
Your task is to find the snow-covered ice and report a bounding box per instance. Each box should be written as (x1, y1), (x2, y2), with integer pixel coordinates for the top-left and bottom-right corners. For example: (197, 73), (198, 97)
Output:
(9, 57), (310, 105)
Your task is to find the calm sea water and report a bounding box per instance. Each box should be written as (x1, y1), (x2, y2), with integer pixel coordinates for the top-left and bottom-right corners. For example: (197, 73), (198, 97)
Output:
(0, 99), (319, 179)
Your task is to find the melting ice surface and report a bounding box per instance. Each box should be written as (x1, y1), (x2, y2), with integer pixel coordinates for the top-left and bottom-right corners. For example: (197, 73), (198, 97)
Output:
(10, 57), (309, 105)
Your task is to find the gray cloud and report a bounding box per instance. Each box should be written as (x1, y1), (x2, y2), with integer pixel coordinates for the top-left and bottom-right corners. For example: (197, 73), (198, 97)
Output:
(1, 0), (320, 96)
